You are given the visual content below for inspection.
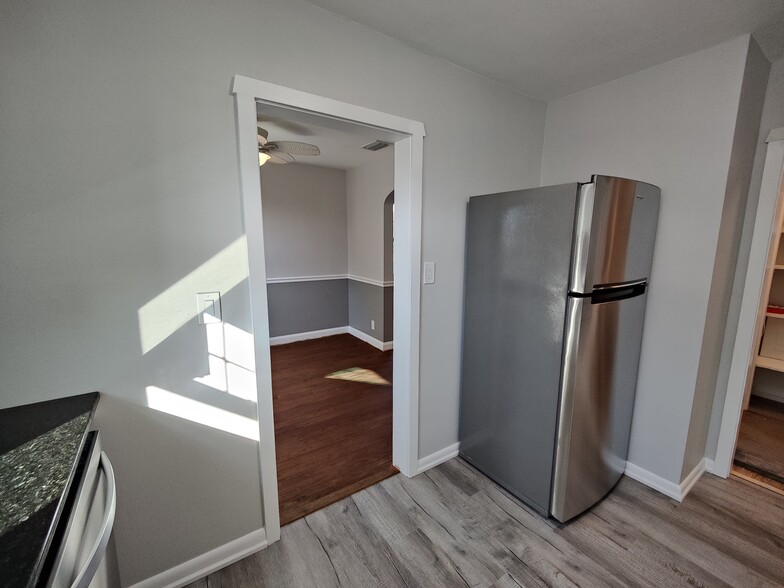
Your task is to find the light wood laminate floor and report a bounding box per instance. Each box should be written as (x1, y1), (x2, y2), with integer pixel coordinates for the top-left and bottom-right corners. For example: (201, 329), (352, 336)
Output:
(190, 458), (784, 587)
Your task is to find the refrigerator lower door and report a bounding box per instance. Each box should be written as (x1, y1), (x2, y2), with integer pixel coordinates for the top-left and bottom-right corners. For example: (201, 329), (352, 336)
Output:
(459, 184), (578, 515)
(551, 291), (647, 522)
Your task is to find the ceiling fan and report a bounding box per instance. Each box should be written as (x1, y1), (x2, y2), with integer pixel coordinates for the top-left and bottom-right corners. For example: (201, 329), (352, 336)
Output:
(258, 127), (320, 166)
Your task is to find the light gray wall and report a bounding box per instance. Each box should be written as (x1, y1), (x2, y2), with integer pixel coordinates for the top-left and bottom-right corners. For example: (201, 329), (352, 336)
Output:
(705, 56), (784, 458)
(0, 0), (546, 583)
(267, 280), (348, 336)
(260, 163), (347, 279)
(683, 38), (770, 478)
(541, 35), (751, 484)
(347, 151), (394, 282)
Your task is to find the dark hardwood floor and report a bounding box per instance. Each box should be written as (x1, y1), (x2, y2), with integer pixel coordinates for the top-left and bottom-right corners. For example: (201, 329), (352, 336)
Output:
(192, 458), (784, 587)
(270, 334), (397, 526)
(735, 395), (784, 484)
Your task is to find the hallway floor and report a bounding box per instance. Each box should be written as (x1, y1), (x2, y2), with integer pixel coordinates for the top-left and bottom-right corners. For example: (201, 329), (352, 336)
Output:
(192, 458), (784, 587)
(270, 334), (397, 526)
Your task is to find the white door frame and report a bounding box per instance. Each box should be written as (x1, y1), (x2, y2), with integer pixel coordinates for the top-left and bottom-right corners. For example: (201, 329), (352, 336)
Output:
(231, 75), (425, 543)
(714, 130), (784, 477)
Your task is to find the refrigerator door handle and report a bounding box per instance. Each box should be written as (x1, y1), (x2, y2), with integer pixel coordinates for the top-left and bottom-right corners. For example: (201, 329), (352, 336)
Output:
(590, 280), (647, 304)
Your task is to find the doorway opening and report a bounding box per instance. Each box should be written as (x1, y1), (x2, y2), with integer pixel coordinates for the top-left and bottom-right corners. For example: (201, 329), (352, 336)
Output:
(716, 130), (784, 496)
(258, 110), (398, 524)
(231, 75), (425, 544)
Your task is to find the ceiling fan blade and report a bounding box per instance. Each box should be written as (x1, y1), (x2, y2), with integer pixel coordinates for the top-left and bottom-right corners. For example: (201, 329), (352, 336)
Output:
(266, 151), (295, 164)
(267, 141), (320, 156)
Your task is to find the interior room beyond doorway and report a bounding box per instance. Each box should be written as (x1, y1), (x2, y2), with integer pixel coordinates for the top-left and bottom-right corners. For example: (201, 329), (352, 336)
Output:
(257, 108), (398, 524)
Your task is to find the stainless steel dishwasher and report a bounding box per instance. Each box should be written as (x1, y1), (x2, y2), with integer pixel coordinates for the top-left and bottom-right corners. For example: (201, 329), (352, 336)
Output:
(47, 432), (120, 588)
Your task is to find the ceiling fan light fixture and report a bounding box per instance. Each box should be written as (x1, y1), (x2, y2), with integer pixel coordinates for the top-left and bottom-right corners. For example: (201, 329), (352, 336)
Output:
(259, 152), (271, 166)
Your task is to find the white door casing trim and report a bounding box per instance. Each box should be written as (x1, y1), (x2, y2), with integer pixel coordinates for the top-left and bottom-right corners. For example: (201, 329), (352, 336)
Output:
(713, 132), (784, 477)
(231, 75), (425, 545)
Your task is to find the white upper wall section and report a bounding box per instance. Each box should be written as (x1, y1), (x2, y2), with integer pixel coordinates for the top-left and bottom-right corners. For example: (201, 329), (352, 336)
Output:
(347, 150), (394, 282)
(304, 0), (784, 99)
(0, 0), (546, 583)
(541, 35), (751, 483)
(260, 164), (348, 278)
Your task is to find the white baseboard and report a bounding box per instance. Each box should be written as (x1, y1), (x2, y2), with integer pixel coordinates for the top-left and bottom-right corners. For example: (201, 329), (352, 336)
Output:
(347, 326), (392, 351)
(703, 458), (718, 476)
(269, 326), (347, 346)
(269, 326), (392, 350)
(679, 458), (707, 499)
(129, 528), (268, 588)
(417, 442), (460, 474)
(624, 458), (706, 501)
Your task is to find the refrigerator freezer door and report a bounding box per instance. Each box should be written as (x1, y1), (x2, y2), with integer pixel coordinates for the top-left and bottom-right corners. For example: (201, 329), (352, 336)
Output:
(551, 291), (648, 522)
(570, 176), (660, 294)
(460, 184), (579, 514)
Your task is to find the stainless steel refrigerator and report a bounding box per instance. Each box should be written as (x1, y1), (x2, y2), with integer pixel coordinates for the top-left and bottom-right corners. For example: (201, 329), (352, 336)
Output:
(459, 175), (660, 523)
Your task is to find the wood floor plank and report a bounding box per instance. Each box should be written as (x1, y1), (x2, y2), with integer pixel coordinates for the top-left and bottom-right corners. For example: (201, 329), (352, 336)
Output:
(271, 334), (397, 525)
(192, 458), (784, 588)
(616, 479), (784, 584)
(354, 476), (506, 586)
(303, 498), (409, 588)
(734, 396), (784, 483)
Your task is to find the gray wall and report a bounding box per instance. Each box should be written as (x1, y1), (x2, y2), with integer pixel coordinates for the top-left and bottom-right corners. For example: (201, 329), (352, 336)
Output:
(347, 151), (394, 283)
(683, 37), (770, 478)
(0, 0), (546, 583)
(348, 279), (386, 341)
(267, 279), (348, 337)
(541, 35), (752, 484)
(705, 55), (784, 458)
(260, 163), (348, 278)
(260, 163), (350, 337)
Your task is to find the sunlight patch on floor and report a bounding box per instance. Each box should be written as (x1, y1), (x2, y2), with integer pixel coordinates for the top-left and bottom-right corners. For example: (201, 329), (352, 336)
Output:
(326, 367), (390, 386)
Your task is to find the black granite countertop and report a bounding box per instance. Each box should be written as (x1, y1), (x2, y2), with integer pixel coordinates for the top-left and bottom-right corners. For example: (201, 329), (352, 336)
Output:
(0, 392), (99, 588)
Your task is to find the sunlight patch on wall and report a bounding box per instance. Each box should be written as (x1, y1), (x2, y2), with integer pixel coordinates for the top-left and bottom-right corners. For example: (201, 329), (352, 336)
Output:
(138, 237), (250, 354)
(146, 386), (259, 441)
(194, 322), (257, 401)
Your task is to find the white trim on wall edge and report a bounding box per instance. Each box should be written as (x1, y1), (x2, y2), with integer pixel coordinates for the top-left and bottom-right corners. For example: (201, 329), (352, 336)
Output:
(348, 274), (394, 288)
(269, 326), (348, 346)
(347, 326), (393, 351)
(128, 528), (267, 588)
(417, 442), (460, 474)
(264, 274), (394, 287)
(624, 458), (706, 501)
(266, 274), (347, 284)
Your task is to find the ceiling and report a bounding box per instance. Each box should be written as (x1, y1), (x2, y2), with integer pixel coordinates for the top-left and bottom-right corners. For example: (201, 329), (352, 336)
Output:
(256, 104), (397, 169)
(303, 0), (784, 100)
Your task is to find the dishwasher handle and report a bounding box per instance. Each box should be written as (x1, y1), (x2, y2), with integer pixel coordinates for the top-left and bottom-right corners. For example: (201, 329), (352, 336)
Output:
(71, 452), (117, 588)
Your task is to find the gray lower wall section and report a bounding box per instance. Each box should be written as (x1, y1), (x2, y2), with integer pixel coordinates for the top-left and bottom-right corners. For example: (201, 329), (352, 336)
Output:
(384, 286), (394, 342)
(348, 279), (393, 343)
(267, 279), (348, 337)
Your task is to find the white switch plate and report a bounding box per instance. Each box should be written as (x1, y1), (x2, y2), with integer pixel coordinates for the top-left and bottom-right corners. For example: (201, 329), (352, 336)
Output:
(371, 319), (376, 331)
(423, 261), (435, 284)
(197, 292), (222, 324)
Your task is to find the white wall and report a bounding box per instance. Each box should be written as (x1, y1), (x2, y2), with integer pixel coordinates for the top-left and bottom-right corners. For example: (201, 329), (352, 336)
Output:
(260, 163), (347, 278)
(346, 151), (394, 282)
(541, 35), (752, 484)
(684, 38), (769, 477)
(706, 55), (784, 458)
(0, 0), (546, 583)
